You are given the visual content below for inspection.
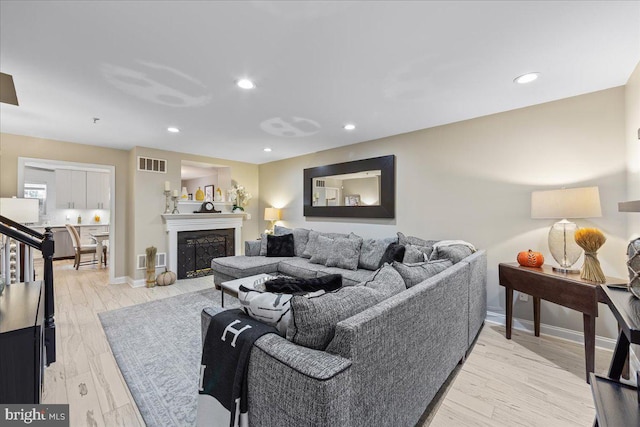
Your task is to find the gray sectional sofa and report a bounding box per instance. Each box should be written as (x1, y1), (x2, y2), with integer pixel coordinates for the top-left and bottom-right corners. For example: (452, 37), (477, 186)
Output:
(203, 228), (487, 426)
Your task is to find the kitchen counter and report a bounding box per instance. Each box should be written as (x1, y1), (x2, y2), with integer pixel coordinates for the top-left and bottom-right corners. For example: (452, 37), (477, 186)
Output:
(31, 223), (109, 229)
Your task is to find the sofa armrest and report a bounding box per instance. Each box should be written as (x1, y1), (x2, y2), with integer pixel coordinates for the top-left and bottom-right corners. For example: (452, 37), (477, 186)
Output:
(248, 334), (352, 426)
(254, 333), (351, 380)
(245, 239), (261, 256)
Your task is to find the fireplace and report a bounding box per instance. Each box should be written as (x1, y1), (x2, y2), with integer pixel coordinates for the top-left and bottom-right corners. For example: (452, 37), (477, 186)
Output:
(177, 229), (234, 279)
(162, 212), (244, 280)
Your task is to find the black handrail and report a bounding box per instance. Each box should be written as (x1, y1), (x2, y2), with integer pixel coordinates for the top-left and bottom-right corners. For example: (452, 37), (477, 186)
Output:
(0, 214), (56, 365)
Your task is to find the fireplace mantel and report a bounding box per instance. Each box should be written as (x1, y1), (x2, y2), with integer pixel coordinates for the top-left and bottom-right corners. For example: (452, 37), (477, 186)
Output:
(162, 213), (244, 275)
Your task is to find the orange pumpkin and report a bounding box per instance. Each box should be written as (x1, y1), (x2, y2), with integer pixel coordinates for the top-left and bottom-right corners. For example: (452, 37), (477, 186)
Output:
(517, 249), (544, 267)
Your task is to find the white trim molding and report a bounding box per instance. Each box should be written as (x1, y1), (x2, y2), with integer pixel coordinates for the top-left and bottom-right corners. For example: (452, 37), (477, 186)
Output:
(485, 310), (618, 351)
(161, 213), (244, 276)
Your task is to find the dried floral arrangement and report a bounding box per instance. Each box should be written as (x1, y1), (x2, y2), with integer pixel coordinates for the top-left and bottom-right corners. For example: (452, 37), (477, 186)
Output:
(574, 228), (606, 283)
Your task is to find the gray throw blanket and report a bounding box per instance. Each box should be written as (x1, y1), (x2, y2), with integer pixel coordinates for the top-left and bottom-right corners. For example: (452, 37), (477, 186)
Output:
(197, 309), (277, 427)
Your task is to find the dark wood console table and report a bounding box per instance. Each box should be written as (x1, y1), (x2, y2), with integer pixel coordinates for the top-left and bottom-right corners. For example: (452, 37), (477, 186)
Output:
(498, 263), (626, 382)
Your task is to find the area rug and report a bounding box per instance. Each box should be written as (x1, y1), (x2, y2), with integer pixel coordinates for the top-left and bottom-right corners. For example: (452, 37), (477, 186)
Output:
(99, 285), (239, 427)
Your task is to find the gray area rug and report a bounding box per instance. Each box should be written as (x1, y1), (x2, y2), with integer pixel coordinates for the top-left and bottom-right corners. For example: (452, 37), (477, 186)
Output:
(99, 285), (238, 427)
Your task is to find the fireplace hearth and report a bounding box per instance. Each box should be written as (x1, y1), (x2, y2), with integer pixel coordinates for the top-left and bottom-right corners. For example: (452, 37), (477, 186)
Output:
(177, 229), (234, 279)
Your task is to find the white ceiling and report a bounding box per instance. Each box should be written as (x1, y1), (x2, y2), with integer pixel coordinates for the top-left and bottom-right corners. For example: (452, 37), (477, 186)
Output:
(1, 1), (639, 165)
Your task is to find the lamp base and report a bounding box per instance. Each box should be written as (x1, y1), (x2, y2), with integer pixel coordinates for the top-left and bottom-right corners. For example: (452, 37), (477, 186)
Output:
(552, 266), (580, 274)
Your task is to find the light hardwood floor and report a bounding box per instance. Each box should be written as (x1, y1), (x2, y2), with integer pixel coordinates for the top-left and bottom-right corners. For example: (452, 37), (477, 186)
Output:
(40, 260), (612, 426)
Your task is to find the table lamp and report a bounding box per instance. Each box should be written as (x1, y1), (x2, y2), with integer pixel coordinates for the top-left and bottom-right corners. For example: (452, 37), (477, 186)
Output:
(264, 208), (281, 233)
(531, 186), (602, 273)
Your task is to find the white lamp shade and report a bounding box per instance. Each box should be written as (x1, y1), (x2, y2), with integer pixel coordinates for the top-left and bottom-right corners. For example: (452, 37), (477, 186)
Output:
(0, 198), (39, 223)
(531, 186), (602, 219)
(264, 208), (281, 221)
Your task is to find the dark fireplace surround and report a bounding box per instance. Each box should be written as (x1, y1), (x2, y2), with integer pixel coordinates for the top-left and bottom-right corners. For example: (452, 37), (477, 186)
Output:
(177, 228), (234, 279)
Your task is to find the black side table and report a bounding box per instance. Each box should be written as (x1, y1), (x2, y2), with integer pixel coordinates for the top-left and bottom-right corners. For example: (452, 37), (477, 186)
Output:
(590, 285), (640, 426)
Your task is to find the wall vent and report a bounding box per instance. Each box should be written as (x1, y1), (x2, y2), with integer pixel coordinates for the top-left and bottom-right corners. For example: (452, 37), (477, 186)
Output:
(137, 156), (167, 173)
(137, 253), (167, 269)
(315, 179), (325, 188)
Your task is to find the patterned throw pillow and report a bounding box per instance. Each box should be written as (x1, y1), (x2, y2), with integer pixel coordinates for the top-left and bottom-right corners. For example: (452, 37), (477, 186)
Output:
(309, 235), (334, 265)
(266, 233), (295, 257)
(391, 259), (453, 288)
(326, 233), (363, 270)
(358, 237), (397, 270)
(238, 285), (294, 336)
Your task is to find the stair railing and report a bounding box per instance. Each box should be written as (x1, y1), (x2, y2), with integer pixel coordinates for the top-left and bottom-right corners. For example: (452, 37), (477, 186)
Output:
(0, 215), (56, 365)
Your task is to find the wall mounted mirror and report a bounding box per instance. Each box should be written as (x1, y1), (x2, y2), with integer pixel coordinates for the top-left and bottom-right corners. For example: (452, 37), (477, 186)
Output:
(304, 155), (395, 218)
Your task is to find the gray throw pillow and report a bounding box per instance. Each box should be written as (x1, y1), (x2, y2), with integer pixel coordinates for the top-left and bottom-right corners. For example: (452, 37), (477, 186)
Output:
(361, 264), (405, 297)
(292, 228), (310, 257)
(358, 237), (397, 270)
(392, 259), (453, 288)
(429, 245), (474, 264)
(309, 235), (334, 265)
(302, 230), (320, 258)
(326, 233), (363, 270)
(274, 225), (292, 235)
(397, 232), (438, 248)
(287, 285), (388, 350)
(403, 244), (434, 263)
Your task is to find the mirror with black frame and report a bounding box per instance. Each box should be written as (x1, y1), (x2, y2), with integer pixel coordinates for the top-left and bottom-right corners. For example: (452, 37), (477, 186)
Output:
(303, 155), (395, 218)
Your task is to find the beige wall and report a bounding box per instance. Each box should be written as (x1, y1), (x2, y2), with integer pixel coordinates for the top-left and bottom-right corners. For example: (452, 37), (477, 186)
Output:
(0, 135), (260, 282)
(626, 62), (640, 238)
(259, 87), (628, 340)
(0, 133), (130, 278)
(130, 146), (260, 281)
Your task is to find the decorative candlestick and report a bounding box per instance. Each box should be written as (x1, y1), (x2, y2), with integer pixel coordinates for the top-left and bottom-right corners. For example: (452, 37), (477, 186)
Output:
(171, 195), (180, 214)
(164, 190), (172, 214)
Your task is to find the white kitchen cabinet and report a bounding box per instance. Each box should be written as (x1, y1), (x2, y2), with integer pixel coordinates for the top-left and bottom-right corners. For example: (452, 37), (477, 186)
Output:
(86, 171), (110, 209)
(55, 170), (87, 209)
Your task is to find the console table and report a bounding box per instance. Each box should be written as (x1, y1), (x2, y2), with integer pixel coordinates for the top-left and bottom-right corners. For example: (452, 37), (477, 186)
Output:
(498, 263), (626, 382)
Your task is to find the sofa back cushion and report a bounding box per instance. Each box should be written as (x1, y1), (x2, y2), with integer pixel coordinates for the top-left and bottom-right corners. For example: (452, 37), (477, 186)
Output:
(392, 259), (453, 288)
(429, 241), (475, 264)
(403, 244), (433, 263)
(287, 285), (386, 350)
(287, 264), (403, 350)
(309, 235), (334, 265)
(358, 237), (397, 270)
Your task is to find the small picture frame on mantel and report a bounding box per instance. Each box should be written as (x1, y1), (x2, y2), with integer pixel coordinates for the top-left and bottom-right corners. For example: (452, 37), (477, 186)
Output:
(204, 185), (214, 201)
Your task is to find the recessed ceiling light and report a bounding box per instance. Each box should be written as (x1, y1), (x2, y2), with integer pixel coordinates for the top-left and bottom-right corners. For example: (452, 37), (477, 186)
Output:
(513, 72), (540, 84)
(236, 79), (256, 89)
(343, 123), (356, 131)
(167, 127), (180, 133)
(263, 147), (272, 152)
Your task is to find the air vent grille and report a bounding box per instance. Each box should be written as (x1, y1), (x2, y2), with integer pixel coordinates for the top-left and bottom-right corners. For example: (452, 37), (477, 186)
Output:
(137, 253), (167, 269)
(138, 156), (167, 173)
(315, 180), (325, 188)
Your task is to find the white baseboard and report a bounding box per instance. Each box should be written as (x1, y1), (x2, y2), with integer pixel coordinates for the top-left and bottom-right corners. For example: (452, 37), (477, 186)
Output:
(126, 276), (146, 288)
(110, 276), (127, 285)
(485, 311), (617, 351)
